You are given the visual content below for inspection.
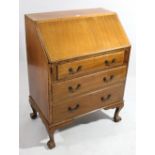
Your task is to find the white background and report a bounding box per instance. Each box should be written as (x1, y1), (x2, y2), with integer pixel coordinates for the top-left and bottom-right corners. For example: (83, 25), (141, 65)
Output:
(19, 0), (136, 155)
(1, 0), (155, 155)
(19, 1), (136, 155)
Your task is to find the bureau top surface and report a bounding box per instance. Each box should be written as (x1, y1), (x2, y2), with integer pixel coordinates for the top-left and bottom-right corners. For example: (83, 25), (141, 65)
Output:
(26, 8), (130, 63)
(26, 8), (113, 21)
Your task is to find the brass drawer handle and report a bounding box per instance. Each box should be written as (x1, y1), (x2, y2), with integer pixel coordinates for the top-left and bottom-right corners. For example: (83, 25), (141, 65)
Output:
(68, 104), (80, 112)
(68, 66), (82, 74)
(68, 84), (81, 93)
(103, 75), (114, 82)
(104, 58), (116, 66)
(101, 94), (111, 102)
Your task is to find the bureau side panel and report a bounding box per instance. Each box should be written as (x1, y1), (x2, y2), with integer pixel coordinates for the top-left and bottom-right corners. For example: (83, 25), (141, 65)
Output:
(25, 17), (50, 121)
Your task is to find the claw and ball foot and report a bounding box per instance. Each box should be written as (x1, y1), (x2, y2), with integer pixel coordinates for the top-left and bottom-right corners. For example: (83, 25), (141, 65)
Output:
(114, 106), (123, 122)
(30, 105), (37, 119)
(47, 133), (55, 149)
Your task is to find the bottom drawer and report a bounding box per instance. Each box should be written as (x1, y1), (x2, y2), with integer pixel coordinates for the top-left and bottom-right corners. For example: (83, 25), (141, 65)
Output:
(53, 83), (124, 123)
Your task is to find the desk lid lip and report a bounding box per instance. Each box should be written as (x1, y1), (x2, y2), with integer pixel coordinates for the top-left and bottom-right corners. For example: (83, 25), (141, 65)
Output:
(47, 46), (131, 64)
(25, 8), (115, 22)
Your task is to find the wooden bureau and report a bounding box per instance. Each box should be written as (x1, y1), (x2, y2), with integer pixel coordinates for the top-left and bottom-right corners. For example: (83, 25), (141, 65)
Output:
(25, 8), (131, 149)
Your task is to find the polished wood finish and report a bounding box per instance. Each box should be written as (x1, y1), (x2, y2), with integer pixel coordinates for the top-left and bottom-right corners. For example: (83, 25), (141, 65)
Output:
(25, 17), (50, 121)
(27, 8), (113, 21)
(26, 8), (130, 62)
(57, 50), (125, 80)
(53, 83), (124, 123)
(47, 131), (56, 149)
(114, 105), (124, 122)
(52, 65), (127, 103)
(30, 104), (37, 119)
(25, 8), (131, 149)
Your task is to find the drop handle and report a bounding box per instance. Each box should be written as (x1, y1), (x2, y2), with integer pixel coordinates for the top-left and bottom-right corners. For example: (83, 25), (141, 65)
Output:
(101, 94), (111, 102)
(103, 75), (114, 82)
(68, 65), (82, 74)
(68, 84), (81, 93)
(104, 59), (116, 66)
(68, 104), (80, 112)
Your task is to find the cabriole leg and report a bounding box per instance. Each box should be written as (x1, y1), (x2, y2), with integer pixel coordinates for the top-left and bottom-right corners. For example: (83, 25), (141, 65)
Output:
(47, 131), (55, 149)
(30, 104), (37, 119)
(114, 105), (123, 122)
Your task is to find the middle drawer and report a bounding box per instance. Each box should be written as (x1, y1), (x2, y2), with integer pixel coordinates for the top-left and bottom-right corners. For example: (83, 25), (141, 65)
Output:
(53, 83), (124, 123)
(52, 65), (127, 103)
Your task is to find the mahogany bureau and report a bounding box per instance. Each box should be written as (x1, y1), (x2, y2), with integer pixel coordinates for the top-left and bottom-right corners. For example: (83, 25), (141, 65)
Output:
(25, 8), (131, 149)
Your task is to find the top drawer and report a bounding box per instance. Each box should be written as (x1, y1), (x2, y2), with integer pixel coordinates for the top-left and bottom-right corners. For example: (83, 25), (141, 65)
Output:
(57, 50), (125, 80)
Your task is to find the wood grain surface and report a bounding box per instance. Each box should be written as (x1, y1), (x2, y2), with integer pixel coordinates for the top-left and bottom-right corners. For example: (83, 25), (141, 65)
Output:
(25, 8), (131, 149)
(57, 50), (125, 80)
(36, 14), (130, 62)
(53, 65), (127, 103)
(53, 83), (124, 123)
(25, 16), (50, 121)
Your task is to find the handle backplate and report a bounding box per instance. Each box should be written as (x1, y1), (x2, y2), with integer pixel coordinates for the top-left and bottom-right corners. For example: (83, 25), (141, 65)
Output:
(68, 66), (82, 74)
(101, 94), (111, 102)
(68, 104), (80, 112)
(104, 59), (116, 66)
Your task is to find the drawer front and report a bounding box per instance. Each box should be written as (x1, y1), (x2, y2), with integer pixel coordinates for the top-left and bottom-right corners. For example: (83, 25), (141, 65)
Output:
(53, 84), (124, 123)
(57, 50), (125, 80)
(53, 65), (127, 103)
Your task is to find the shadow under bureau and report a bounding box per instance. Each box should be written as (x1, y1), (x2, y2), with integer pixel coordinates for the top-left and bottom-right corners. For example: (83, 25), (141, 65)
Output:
(25, 8), (131, 149)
